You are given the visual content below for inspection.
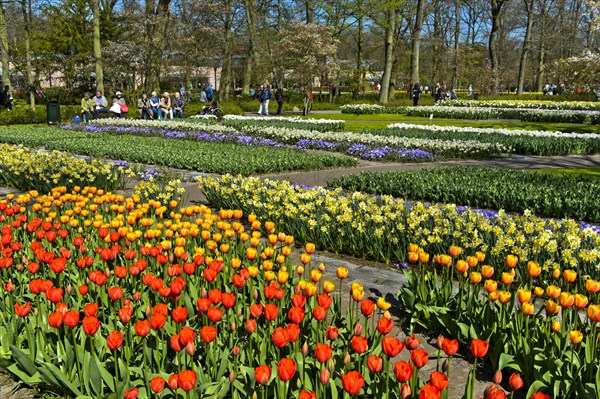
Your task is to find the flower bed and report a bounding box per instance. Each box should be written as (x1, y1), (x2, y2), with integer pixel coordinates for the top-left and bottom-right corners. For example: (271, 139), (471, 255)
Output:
(92, 118), (218, 129)
(198, 175), (600, 276)
(328, 166), (600, 222)
(383, 123), (600, 156)
(0, 127), (356, 175)
(222, 115), (345, 132)
(0, 188), (504, 399)
(0, 143), (129, 192)
(341, 103), (600, 123)
(239, 126), (507, 160)
(438, 99), (600, 111)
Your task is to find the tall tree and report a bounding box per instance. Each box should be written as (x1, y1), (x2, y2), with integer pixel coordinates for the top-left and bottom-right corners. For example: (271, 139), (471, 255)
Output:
(0, 2), (11, 90)
(220, 0), (234, 100)
(451, 0), (460, 88)
(379, 6), (396, 103)
(21, 0), (35, 109)
(145, 0), (172, 91)
(410, 0), (425, 85)
(489, 0), (509, 93)
(243, 0), (257, 93)
(92, 0), (104, 93)
(516, 0), (534, 94)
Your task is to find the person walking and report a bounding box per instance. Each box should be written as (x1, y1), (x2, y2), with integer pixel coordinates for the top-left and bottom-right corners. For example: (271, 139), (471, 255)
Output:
(275, 86), (284, 115)
(412, 83), (421, 106)
(261, 85), (272, 115)
(256, 85), (265, 115)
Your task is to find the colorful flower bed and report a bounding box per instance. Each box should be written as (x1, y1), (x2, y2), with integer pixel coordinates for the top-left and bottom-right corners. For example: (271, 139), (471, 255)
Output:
(91, 118), (219, 128)
(0, 143), (129, 192)
(222, 115), (345, 132)
(198, 176), (600, 398)
(328, 167), (600, 222)
(383, 124), (600, 156)
(0, 188), (509, 399)
(238, 126), (507, 160)
(0, 127), (356, 175)
(438, 99), (600, 111)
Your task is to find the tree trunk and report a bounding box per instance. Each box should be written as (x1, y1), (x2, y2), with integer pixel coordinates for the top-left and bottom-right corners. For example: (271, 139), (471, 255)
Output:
(220, 0), (233, 101)
(243, 0), (257, 94)
(517, 0), (533, 95)
(536, 1), (546, 91)
(21, 0), (35, 110)
(92, 0), (104, 94)
(451, 0), (460, 89)
(0, 3), (11, 91)
(379, 7), (395, 104)
(489, 0), (507, 94)
(431, 0), (441, 85)
(305, 0), (314, 23)
(410, 0), (425, 85)
(353, 0), (363, 99)
(145, 0), (171, 92)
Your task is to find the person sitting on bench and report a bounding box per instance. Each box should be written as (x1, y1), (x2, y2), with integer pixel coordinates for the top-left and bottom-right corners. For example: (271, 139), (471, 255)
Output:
(92, 91), (109, 118)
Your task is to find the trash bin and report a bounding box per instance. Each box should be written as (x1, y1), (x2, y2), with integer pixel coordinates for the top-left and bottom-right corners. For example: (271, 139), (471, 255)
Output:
(46, 101), (61, 124)
(473, 93), (479, 100)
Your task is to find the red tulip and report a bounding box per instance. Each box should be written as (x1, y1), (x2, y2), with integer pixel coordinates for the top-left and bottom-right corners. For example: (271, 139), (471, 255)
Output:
(405, 334), (420, 350)
(285, 323), (300, 343)
(299, 390), (316, 399)
(254, 365), (271, 385)
(325, 326), (339, 341)
(249, 303), (263, 318)
(207, 307), (223, 322)
(179, 326), (196, 346)
(118, 307), (133, 324)
(82, 316), (100, 335)
(317, 293), (333, 309)
(341, 370), (365, 395)
(367, 355), (383, 373)
(245, 319), (257, 334)
(150, 376), (165, 393)
(530, 393), (550, 399)
(135, 320), (151, 337)
(377, 317), (394, 335)
(419, 383), (441, 399)
(170, 334), (183, 352)
(171, 306), (188, 323)
(429, 371), (448, 391)
(64, 310), (80, 328)
(350, 335), (368, 353)
(288, 307), (305, 324)
(200, 326), (217, 343)
(314, 343), (332, 363)
(411, 349), (429, 368)
(394, 360), (413, 382)
(470, 339), (489, 358)
(45, 287), (63, 304)
(277, 358), (296, 382)
(222, 292), (236, 308)
(124, 388), (139, 399)
(264, 303), (278, 321)
(292, 294), (306, 308)
(360, 299), (375, 318)
(106, 330), (124, 350)
(196, 298), (211, 313)
(48, 311), (63, 328)
(382, 336), (404, 357)
(150, 313), (166, 330)
(179, 370), (196, 392)
(108, 286), (123, 301)
(208, 289), (222, 304)
(78, 285), (88, 296)
(509, 373), (523, 391)
(14, 302), (31, 317)
(312, 306), (327, 321)
(441, 338), (458, 356)
(84, 303), (98, 317)
(272, 326), (289, 348)
(168, 374), (179, 390)
(49, 257), (66, 274)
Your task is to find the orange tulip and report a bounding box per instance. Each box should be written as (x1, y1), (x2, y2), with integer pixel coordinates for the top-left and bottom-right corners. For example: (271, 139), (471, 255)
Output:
(563, 269), (577, 283)
(585, 279), (599, 293)
(466, 256), (478, 268)
(545, 300), (561, 315)
(469, 272), (482, 284)
(505, 254), (518, 268)
(475, 252), (486, 263)
(481, 265), (494, 279)
(587, 304), (600, 322)
(569, 330), (583, 345)
(456, 260), (468, 274)
(527, 261), (541, 278)
(546, 285), (561, 299)
(484, 279), (498, 293)
(501, 272), (514, 285)
(498, 291), (511, 305)
(521, 302), (535, 316)
(517, 289), (531, 304)
(574, 294), (588, 309)
(558, 292), (574, 308)
(449, 246), (462, 257)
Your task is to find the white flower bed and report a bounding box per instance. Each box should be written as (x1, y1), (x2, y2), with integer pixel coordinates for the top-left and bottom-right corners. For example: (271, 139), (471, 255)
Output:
(92, 118), (234, 132)
(340, 104), (388, 114)
(238, 125), (509, 156)
(387, 123), (600, 140)
(222, 115), (345, 132)
(438, 99), (600, 111)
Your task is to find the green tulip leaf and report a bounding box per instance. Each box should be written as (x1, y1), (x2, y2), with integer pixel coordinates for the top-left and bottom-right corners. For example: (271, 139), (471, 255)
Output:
(10, 345), (36, 376)
(38, 361), (82, 396)
(526, 380), (548, 399)
(88, 355), (103, 396)
(498, 353), (515, 371)
(7, 363), (42, 385)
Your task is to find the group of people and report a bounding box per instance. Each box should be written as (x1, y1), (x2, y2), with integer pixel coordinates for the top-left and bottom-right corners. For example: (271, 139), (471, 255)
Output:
(410, 83), (458, 106)
(81, 90), (186, 123)
(255, 84), (284, 115)
(0, 85), (12, 111)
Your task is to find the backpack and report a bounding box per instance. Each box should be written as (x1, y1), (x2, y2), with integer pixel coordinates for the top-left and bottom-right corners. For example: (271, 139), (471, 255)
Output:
(72, 115), (81, 125)
(263, 89), (271, 100)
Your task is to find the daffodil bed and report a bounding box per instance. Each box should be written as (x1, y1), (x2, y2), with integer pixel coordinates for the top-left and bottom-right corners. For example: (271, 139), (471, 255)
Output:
(0, 143), (129, 192)
(0, 127), (357, 175)
(327, 166), (600, 222)
(0, 187), (499, 399)
(381, 124), (600, 156)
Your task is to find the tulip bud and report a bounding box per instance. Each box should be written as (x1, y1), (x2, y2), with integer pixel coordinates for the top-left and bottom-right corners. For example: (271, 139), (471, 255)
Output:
(66, 285), (72, 294)
(133, 292), (141, 301)
(185, 342), (195, 356)
(238, 308), (243, 317)
(493, 370), (502, 384)
(400, 383), (411, 399)
(302, 342), (309, 357)
(296, 377), (302, 389)
(229, 370), (236, 382)
(354, 322), (363, 336)
(442, 358), (450, 372)
(233, 346), (240, 356)
(320, 368), (330, 384)
(201, 287), (207, 297)
(252, 392), (258, 399)
(344, 352), (351, 365)
(253, 288), (258, 299)
(328, 359), (336, 373)
(146, 306), (151, 316)
(231, 321), (236, 331)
